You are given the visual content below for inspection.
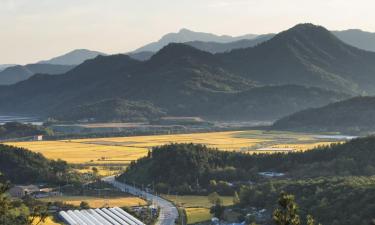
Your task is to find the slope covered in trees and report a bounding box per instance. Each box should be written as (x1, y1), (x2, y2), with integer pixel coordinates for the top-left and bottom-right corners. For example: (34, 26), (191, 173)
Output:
(119, 136), (375, 192)
(0, 122), (52, 139)
(273, 96), (375, 133)
(0, 144), (69, 184)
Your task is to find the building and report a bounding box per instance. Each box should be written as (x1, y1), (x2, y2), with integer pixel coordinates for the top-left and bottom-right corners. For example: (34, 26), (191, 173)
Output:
(8, 185), (40, 198)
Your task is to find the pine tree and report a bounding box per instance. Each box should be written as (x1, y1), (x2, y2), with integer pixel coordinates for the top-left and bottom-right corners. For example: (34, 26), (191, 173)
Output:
(273, 192), (301, 225)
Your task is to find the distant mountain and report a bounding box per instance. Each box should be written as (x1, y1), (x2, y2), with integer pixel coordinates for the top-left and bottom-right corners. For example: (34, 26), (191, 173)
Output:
(0, 41), (348, 122)
(0, 63), (74, 85)
(0, 64), (16, 72)
(185, 34), (274, 53)
(333, 29), (375, 52)
(133, 28), (258, 53)
(127, 51), (155, 61)
(38, 49), (107, 65)
(273, 96), (375, 133)
(219, 24), (375, 94)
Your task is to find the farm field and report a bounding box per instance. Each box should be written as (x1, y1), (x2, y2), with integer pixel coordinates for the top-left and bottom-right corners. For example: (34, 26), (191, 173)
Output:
(185, 208), (211, 224)
(39, 195), (147, 208)
(5, 130), (344, 166)
(163, 195), (234, 224)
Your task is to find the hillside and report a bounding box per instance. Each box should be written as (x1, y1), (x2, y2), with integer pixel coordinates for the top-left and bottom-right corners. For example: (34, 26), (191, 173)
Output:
(0, 122), (51, 139)
(272, 96), (375, 133)
(120, 136), (375, 189)
(133, 28), (258, 52)
(0, 64), (74, 85)
(333, 29), (375, 52)
(0, 144), (68, 184)
(220, 24), (375, 94)
(184, 34), (273, 53)
(0, 41), (348, 121)
(38, 49), (107, 65)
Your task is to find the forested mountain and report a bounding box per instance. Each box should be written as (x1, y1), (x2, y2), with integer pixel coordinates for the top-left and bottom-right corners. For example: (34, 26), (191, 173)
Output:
(184, 34), (273, 53)
(133, 28), (258, 52)
(333, 29), (375, 52)
(0, 64), (75, 85)
(219, 24), (375, 94)
(0, 145), (69, 184)
(0, 40), (348, 121)
(127, 51), (155, 61)
(273, 96), (375, 133)
(38, 49), (107, 65)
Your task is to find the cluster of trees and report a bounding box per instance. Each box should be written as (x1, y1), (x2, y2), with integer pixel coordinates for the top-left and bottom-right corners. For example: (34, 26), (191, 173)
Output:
(0, 144), (81, 185)
(0, 122), (52, 139)
(53, 98), (166, 122)
(239, 176), (375, 225)
(119, 137), (375, 194)
(0, 174), (49, 225)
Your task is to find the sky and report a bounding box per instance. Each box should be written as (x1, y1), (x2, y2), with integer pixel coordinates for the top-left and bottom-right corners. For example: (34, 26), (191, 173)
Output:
(1, 0), (375, 64)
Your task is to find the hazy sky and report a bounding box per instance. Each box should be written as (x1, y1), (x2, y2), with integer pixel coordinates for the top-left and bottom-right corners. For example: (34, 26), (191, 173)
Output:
(1, 0), (375, 64)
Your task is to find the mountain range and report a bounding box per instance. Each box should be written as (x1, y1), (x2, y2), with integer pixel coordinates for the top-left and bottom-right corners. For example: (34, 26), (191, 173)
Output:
(38, 49), (106, 65)
(133, 28), (259, 53)
(2, 27), (375, 86)
(1, 23), (365, 122)
(0, 64), (75, 85)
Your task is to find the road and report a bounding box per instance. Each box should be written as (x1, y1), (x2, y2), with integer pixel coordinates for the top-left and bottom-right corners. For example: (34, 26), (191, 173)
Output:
(103, 176), (179, 225)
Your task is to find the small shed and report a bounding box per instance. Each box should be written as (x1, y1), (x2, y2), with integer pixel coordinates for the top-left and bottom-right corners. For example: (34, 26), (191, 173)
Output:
(9, 185), (40, 198)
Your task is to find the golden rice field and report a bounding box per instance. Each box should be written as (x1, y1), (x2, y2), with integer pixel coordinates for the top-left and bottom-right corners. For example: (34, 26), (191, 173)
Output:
(163, 195), (234, 224)
(32, 217), (62, 225)
(5, 130), (341, 166)
(40, 196), (147, 208)
(185, 208), (211, 224)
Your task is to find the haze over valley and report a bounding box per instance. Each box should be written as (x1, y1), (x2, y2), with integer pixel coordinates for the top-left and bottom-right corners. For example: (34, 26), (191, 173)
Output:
(2, 1), (375, 225)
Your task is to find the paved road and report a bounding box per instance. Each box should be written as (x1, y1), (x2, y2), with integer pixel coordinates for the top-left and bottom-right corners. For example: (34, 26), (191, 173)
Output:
(103, 176), (179, 225)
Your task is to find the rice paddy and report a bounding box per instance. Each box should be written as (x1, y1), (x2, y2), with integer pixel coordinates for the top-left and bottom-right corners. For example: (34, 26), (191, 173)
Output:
(39, 196), (147, 208)
(5, 130), (342, 166)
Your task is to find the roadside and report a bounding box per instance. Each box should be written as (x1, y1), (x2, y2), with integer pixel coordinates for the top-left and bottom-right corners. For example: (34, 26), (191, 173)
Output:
(103, 176), (179, 225)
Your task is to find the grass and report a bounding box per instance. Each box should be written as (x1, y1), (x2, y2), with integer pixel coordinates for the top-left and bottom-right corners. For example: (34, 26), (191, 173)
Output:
(185, 208), (211, 224)
(40, 195), (147, 208)
(163, 195), (234, 208)
(163, 195), (235, 224)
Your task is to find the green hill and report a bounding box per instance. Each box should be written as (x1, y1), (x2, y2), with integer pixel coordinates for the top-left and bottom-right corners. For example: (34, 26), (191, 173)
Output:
(272, 96), (375, 133)
(0, 144), (69, 184)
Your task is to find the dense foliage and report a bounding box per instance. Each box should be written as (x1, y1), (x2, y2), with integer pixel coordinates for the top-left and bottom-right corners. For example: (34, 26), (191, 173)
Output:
(273, 96), (375, 133)
(53, 98), (166, 122)
(0, 144), (71, 184)
(119, 137), (375, 193)
(0, 122), (52, 139)
(240, 176), (375, 225)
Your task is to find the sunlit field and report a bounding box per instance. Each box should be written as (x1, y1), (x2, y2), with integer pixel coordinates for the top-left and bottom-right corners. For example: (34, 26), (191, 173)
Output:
(185, 208), (211, 224)
(39, 196), (147, 208)
(5, 130), (342, 166)
(163, 195), (234, 224)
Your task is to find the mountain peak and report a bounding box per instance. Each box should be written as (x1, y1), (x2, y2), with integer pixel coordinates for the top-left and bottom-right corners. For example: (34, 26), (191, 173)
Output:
(149, 43), (215, 65)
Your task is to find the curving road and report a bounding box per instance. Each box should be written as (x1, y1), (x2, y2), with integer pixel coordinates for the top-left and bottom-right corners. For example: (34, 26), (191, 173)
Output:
(103, 176), (178, 225)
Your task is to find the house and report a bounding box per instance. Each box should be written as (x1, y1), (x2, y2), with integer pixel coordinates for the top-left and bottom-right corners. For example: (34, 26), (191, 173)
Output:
(8, 185), (40, 198)
(33, 135), (43, 141)
(258, 172), (285, 178)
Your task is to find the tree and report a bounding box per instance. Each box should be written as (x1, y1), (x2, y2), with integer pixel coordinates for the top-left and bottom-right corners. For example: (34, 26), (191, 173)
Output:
(233, 191), (240, 205)
(273, 192), (301, 225)
(80, 201), (90, 209)
(208, 192), (222, 205)
(210, 202), (225, 219)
